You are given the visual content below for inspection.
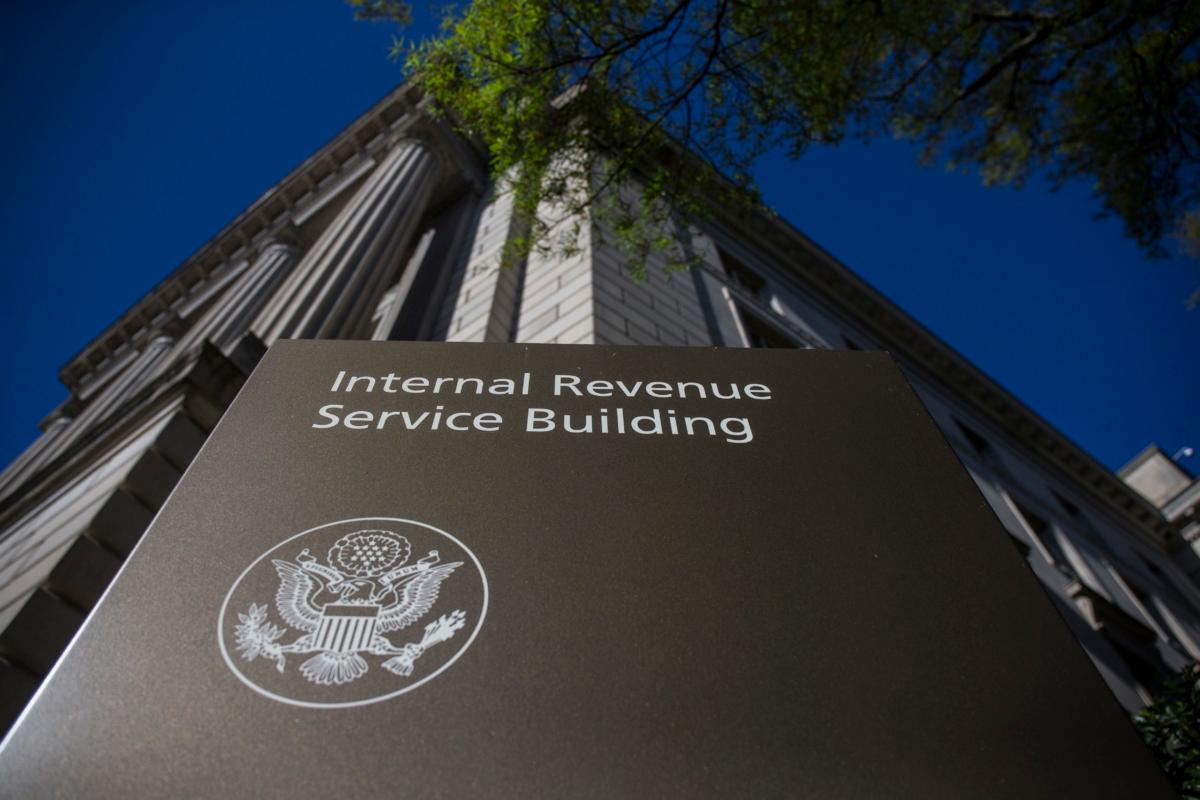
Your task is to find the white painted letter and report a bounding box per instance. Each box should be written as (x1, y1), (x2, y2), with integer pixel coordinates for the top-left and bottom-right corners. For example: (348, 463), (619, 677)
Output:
(312, 404), (343, 429)
(526, 408), (556, 432)
(555, 375), (582, 396)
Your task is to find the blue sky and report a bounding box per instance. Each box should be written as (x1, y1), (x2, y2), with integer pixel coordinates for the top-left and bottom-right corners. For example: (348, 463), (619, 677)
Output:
(1, 1), (1197, 474)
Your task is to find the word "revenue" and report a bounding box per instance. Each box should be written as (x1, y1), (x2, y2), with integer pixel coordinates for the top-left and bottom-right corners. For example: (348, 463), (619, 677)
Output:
(328, 371), (773, 401)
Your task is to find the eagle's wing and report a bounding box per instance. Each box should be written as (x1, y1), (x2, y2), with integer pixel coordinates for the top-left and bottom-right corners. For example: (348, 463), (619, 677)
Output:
(272, 559), (322, 632)
(377, 562), (463, 632)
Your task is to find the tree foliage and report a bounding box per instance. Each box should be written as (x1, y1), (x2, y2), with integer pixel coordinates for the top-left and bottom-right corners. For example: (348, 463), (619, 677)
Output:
(1134, 663), (1200, 798)
(359, 0), (1200, 273)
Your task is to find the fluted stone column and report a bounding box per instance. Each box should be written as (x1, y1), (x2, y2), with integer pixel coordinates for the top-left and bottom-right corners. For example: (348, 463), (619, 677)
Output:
(255, 139), (439, 343)
(51, 335), (176, 458)
(0, 416), (72, 502)
(209, 242), (301, 350)
(161, 242), (301, 369)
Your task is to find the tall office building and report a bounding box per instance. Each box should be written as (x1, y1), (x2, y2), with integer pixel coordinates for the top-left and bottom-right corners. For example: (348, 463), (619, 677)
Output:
(1, 83), (1197, 734)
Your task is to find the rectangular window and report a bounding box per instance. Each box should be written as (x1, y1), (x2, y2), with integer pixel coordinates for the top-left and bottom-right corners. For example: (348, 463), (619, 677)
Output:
(1052, 490), (1081, 518)
(740, 310), (798, 349)
(955, 419), (992, 456)
(718, 248), (767, 296)
(1012, 500), (1069, 568)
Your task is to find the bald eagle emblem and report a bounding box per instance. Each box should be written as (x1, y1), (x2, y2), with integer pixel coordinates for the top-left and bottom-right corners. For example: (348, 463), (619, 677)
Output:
(233, 529), (466, 685)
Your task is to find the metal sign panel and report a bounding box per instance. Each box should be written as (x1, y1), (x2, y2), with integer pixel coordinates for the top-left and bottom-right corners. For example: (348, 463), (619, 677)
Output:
(0, 341), (1172, 797)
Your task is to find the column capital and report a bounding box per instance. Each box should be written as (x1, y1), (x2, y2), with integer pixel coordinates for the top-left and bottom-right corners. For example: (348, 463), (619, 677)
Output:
(257, 131), (442, 342)
(256, 240), (302, 262)
(395, 116), (488, 195)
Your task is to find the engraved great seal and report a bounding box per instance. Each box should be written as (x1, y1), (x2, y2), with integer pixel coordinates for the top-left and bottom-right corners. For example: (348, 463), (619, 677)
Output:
(218, 517), (487, 708)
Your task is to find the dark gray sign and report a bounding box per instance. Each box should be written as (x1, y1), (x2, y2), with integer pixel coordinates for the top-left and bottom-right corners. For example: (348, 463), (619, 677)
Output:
(0, 342), (1172, 797)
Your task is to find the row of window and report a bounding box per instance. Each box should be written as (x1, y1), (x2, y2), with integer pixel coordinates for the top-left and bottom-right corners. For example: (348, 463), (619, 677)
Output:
(711, 240), (1198, 701)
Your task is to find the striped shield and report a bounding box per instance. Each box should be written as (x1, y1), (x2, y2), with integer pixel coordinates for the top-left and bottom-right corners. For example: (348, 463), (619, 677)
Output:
(314, 604), (380, 653)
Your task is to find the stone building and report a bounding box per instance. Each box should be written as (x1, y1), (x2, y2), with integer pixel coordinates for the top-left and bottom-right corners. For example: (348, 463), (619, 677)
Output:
(1, 83), (1197, 733)
(1121, 445), (1200, 581)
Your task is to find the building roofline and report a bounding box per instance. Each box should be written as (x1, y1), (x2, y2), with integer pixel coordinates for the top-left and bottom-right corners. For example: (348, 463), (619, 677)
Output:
(58, 81), (432, 390)
(1119, 443), (1195, 481)
(708, 195), (1180, 550)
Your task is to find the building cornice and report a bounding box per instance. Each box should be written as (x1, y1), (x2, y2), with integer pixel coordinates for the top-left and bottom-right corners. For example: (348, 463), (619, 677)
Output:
(59, 82), (485, 392)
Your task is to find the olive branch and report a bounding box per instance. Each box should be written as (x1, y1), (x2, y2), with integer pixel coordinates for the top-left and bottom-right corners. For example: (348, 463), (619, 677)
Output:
(234, 603), (288, 671)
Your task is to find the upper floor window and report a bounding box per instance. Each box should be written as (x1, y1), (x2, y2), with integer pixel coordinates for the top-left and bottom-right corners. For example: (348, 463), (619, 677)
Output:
(1012, 499), (1070, 568)
(718, 248), (767, 297)
(1052, 490), (1082, 518)
(955, 418), (992, 456)
(740, 310), (798, 349)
